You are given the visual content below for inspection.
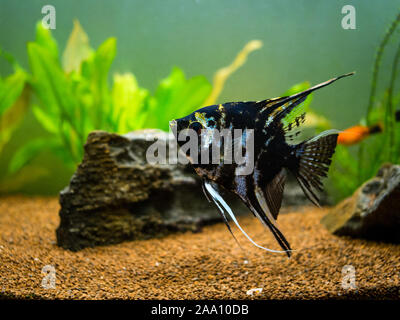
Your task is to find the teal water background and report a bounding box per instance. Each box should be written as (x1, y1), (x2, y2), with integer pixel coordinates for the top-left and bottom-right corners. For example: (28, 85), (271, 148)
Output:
(0, 0), (399, 194)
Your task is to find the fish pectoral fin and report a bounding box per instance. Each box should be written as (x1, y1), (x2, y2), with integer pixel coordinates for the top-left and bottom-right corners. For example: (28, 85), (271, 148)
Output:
(202, 181), (242, 248)
(204, 181), (289, 255)
(201, 179), (212, 203)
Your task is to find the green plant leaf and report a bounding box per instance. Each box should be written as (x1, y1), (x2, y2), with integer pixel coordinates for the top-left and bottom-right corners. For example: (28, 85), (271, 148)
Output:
(34, 21), (58, 60)
(0, 50), (29, 154)
(8, 136), (76, 175)
(62, 19), (93, 73)
(48, 138), (78, 169)
(0, 67), (27, 116)
(26, 35), (86, 168)
(111, 73), (149, 132)
(28, 42), (75, 115)
(0, 84), (30, 153)
(8, 138), (50, 174)
(80, 37), (116, 129)
(32, 104), (58, 133)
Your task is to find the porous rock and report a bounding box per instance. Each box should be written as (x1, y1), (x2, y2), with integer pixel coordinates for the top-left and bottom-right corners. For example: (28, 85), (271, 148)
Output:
(321, 163), (400, 242)
(56, 130), (245, 251)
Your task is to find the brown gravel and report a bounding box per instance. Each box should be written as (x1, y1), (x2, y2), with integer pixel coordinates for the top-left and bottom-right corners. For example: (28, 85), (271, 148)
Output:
(0, 196), (399, 300)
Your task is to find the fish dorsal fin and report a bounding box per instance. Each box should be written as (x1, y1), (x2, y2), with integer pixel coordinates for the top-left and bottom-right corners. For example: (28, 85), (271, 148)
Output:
(259, 96), (288, 107)
(283, 113), (306, 144)
(261, 168), (286, 220)
(283, 113), (306, 133)
(276, 72), (354, 110)
(258, 72), (354, 127)
(257, 94), (306, 118)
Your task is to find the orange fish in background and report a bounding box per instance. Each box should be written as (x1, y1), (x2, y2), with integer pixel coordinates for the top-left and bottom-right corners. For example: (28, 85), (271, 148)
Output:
(337, 124), (379, 145)
(337, 110), (400, 145)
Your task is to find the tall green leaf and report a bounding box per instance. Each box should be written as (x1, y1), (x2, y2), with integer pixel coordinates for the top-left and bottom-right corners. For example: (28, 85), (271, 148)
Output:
(111, 73), (149, 132)
(0, 50), (29, 154)
(8, 138), (51, 174)
(62, 20), (93, 73)
(28, 43), (72, 115)
(81, 37), (116, 129)
(0, 67), (26, 115)
(34, 22), (58, 60)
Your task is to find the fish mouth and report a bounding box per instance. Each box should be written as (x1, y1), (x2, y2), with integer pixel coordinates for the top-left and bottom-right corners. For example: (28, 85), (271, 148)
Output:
(169, 119), (178, 138)
(169, 119), (177, 129)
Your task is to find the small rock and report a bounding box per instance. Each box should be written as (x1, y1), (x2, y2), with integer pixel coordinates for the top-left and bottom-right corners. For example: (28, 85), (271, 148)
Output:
(321, 163), (400, 242)
(246, 287), (263, 296)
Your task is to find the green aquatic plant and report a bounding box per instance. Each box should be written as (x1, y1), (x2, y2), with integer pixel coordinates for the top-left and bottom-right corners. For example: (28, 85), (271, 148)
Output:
(8, 21), (212, 173)
(0, 49), (29, 155)
(204, 40), (263, 106)
(329, 12), (400, 201)
(0, 49), (50, 193)
(6, 21), (263, 180)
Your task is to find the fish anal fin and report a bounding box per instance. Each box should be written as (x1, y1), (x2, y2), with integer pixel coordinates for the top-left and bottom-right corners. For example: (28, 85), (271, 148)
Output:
(249, 197), (292, 258)
(241, 188), (291, 257)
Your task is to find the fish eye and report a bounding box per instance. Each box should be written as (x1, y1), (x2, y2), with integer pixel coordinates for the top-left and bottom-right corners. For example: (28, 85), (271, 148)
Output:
(207, 119), (216, 127)
(189, 121), (203, 134)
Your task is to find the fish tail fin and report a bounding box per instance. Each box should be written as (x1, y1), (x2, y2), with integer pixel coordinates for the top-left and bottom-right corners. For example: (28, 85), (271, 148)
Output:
(289, 130), (339, 206)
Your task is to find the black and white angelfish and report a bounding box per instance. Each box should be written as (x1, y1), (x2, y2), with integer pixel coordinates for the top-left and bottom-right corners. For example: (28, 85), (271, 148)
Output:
(170, 72), (354, 257)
